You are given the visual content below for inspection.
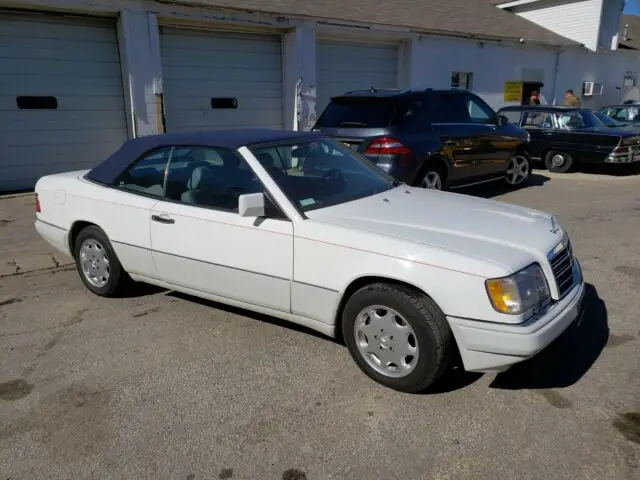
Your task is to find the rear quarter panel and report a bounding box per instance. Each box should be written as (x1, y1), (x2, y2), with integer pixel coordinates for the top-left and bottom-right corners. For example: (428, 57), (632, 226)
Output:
(35, 172), (159, 275)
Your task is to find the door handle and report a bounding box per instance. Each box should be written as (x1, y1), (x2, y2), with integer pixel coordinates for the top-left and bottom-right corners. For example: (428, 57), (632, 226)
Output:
(543, 132), (553, 136)
(151, 214), (175, 224)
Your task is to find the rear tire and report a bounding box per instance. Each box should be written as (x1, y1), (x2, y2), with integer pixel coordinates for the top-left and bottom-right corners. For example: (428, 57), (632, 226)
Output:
(342, 283), (454, 393)
(417, 163), (447, 191)
(73, 225), (130, 297)
(545, 151), (573, 173)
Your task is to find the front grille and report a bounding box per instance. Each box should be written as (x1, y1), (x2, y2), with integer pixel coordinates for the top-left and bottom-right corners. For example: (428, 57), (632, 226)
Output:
(549, 240), (575, 298)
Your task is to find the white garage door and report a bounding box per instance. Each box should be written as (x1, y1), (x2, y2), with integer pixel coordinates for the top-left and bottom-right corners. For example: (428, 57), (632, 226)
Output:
(316, 40), (399, 115)
(0, 12), (128, 192)
(160, 28), (284, 132)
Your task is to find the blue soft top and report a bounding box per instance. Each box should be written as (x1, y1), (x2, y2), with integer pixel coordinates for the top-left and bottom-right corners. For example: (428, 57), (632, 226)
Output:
(85, 128), (325, 185)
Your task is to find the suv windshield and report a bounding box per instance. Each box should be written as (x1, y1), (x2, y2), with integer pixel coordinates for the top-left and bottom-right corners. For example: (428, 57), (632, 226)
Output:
(249, 137), (399, 213)
(315, 97), (422, 128)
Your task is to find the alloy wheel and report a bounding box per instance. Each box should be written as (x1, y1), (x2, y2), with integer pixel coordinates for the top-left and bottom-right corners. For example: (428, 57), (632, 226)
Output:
(79, 238), (110, 288)
(353, 305), (419, 378)
(505, 155), (530, 185)
(421, 171), (442, 190)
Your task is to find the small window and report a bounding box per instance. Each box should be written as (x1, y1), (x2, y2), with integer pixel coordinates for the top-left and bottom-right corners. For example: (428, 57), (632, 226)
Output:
(464, 95), (497, 124)
(451, 72), (473, 91)
(116, 147), (172, 197)
(165, 147), (263, 212)
(624, 75), (636, 88)
(500, 111), (523, 125)
(16, 96), (57, 110)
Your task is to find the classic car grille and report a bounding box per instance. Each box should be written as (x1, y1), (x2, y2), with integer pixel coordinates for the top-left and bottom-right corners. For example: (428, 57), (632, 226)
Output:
(549, 240), (575, 298)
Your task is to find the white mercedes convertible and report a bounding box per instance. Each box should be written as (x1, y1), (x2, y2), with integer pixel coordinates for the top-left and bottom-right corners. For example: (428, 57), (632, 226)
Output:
(34, 129), (585, 392)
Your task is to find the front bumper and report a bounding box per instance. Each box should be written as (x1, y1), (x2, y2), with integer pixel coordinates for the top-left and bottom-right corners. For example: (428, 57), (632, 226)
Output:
(448, 265), (586, 373)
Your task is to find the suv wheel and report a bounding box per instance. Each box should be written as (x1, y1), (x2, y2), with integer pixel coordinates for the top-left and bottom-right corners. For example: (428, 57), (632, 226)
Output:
(418, 165), (446, 190)
(505, 154), (531, 186)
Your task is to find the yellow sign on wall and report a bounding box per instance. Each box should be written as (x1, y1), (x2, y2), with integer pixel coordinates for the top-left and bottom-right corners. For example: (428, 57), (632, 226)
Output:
(504, 81), (523, 102)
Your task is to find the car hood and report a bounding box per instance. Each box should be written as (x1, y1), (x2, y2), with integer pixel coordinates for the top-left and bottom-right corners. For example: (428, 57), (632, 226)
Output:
(306, 186), (565, 272)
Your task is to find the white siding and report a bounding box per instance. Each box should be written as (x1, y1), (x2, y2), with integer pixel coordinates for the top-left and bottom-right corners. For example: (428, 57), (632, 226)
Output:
(160, 28), (284, 132)
(0, 12), (128, 191)
(511, 0), (603, 51)
(410, 37), (558, 111)
(316, 40), (399, 114)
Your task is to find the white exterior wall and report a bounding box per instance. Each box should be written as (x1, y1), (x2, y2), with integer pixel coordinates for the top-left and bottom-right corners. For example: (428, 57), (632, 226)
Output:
(556, 49), (640, 108)
(410, 37), (559, 111)
(598, 0), (625, 50)
(511, 0), (603, 51)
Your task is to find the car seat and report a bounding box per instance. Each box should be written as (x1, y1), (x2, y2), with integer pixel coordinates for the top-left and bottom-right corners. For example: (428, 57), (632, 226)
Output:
(181, 166), (214, 205)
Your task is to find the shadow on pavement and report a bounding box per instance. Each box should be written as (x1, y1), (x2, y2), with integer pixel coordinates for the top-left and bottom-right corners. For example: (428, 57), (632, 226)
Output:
(463, 173), (550, 199)
(489, 283), (609, 391)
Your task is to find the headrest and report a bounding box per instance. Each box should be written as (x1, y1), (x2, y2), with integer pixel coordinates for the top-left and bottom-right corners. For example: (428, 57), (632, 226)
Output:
(189, 166), (212, 189)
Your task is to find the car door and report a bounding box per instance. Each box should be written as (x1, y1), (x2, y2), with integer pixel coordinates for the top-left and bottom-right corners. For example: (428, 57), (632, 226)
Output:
(428, 92), (486, 184)
(106, 146), (173, 277)
(464, 93), (518, 177)
(520, 110), (557, 160)
(149, 146), (294, 313)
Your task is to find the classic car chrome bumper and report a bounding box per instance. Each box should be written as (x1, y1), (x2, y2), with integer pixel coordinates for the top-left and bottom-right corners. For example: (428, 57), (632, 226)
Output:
(605, 147), (640, 163)
(447, 262), (585, 373)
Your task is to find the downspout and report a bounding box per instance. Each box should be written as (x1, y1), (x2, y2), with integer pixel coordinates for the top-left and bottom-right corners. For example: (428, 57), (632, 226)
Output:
(551, 47), (566, 105)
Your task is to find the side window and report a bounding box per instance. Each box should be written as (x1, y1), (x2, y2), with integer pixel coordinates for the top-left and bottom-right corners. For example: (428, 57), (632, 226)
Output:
(464, 95), (496, 124)
(164, 146), (263, 212)
(431, 94), (471, 123)
(116, 147), (172, 197)
(500, 111), (523, 126)
(557, 112), (586, 130)
(522, 111), (554, 129)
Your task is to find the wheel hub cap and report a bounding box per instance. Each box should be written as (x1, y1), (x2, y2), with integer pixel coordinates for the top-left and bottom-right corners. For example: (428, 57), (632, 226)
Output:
(354, 306), (419, 378)
(551, 154), (564, 167)
(506, 155), (530, 185)
(79, 239), (110, 288)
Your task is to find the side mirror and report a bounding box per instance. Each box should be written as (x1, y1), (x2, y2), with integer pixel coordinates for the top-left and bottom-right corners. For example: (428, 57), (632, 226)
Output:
(498, 114), (510, 126)
(238, 192), (265, 217)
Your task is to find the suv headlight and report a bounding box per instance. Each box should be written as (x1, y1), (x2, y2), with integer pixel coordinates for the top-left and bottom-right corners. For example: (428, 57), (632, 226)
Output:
(485, 263), (550, 315)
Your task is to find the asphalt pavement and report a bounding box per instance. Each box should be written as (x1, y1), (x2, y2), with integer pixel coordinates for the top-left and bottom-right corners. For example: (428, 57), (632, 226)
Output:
(1, 170), (639, 480)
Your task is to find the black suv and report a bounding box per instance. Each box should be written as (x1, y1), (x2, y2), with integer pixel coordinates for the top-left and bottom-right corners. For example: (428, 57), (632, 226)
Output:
(313, 88), (531, 190)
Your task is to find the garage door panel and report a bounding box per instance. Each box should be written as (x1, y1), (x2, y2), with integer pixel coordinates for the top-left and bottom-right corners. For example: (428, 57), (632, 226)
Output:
(160, 31), (281, 54)
(161, 28), (284, 132)
(316, 40), (399, 114)
(0, 19), (116, 42)
(168, 80), (282, 98)
(0, 13), (128, 191)
(169, 96), (283, 112)
(168, 111), (283, 131)
(0, 110), (126, 131)
(1, 58), (121, 78)
(0, 43), (121, 62)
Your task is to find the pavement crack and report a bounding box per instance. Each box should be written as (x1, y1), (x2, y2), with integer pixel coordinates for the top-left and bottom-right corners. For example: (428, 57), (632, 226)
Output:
(50, 255), (60, 268)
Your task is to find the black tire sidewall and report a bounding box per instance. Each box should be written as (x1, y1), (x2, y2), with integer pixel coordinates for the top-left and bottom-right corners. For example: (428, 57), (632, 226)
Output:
(341, 284), (452, 393)
(73, 226), (125, 296)
(545, 151), (573, 173)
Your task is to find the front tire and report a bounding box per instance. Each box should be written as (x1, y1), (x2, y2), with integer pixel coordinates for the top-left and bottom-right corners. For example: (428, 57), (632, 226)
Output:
(545, 151), (574, 173)
(73, 225), (130, 297)
(342, 283), (454, 393)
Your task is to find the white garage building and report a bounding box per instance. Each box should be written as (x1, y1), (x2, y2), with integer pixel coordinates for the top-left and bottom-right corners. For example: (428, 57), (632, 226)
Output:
(0, 0), (637, 191)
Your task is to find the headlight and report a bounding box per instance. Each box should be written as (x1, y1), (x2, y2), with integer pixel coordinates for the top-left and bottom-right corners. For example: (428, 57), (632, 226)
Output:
(485, 263), (550, 315)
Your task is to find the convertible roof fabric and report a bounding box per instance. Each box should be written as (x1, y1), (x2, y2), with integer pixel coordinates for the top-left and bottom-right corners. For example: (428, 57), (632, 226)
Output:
(86, 128), (325, 185)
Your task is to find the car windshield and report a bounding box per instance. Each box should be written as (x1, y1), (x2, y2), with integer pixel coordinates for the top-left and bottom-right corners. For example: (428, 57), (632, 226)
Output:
(249, 137), (399, 213)
(601, 106), (640, 122)
(594, 111), (625, 126)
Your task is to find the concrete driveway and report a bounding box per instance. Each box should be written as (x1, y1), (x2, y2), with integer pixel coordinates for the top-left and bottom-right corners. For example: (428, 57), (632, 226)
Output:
(1, 171), (639, 479)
